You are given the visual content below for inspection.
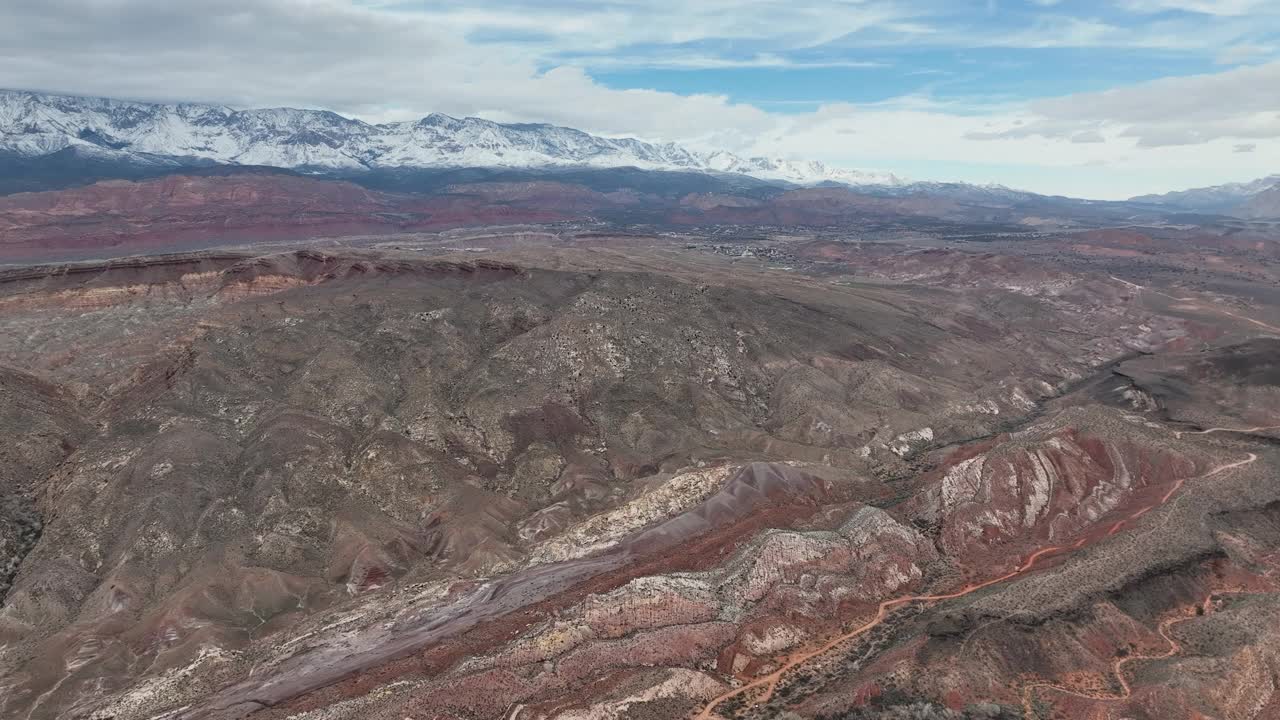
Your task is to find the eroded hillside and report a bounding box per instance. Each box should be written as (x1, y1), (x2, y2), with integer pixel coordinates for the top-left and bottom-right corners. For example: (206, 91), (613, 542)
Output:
(0, 235), (1277, 720)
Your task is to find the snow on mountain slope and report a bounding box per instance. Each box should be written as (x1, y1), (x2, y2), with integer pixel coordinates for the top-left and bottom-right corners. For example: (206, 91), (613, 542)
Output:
(1129, 174), (1280, 212)
(1234, 184), (1280, 219)
(700, 151), (902, 186)
(0, 89), (901, 186)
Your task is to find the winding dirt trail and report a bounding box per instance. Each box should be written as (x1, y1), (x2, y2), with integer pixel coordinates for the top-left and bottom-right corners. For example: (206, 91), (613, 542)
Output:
(1021, 559), (1280, 716)
(693, 450), (1260, 720)
(1020, 596), (1211, 714)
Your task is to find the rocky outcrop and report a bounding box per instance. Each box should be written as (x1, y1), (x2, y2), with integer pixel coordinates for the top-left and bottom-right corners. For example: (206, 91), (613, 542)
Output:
(911, 410), (1203, 568)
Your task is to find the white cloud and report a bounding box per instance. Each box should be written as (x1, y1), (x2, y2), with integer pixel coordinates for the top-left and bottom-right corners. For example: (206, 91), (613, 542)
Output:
(966, 61), (1280, 147)
(961, 13), (1264, 52)
(401, 0), (915, 53)
(1215, 43), (1276, 65)
(990, 16), (1123, 48)
(1032, 60), (1280, 126)
(948, 60), (1280, 196)
(1119, 0), (1273, 16)
(561, 54), (889, 71)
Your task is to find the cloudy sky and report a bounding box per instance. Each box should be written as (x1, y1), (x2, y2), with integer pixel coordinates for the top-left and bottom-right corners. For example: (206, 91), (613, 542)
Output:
(2, 0), (1277, 198)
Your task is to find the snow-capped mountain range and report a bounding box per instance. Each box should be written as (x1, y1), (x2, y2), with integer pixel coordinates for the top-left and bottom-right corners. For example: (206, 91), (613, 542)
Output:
(0, 89), (903, 187)
(1129, 175), (1280, 212)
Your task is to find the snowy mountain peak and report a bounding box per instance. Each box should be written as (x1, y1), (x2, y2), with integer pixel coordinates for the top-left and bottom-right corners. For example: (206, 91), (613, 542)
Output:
(0, 88), (905, 186)
(1129, 174), (1280, 212)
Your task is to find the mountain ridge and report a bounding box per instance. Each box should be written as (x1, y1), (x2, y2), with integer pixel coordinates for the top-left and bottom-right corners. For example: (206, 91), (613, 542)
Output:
(1129, 174), (1280, 212)
(0, 88), (903, 187)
